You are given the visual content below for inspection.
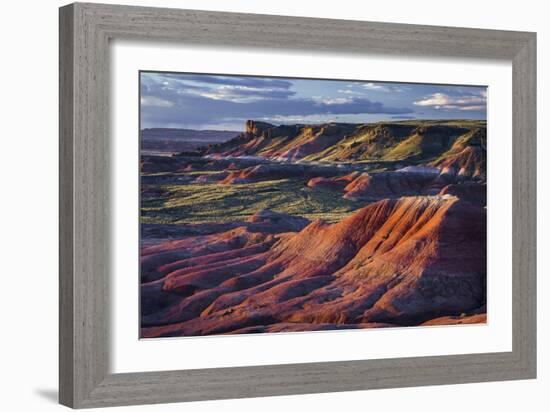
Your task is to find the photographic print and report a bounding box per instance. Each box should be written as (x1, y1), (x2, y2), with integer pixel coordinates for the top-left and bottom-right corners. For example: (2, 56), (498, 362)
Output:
(140, 72), (487, 338)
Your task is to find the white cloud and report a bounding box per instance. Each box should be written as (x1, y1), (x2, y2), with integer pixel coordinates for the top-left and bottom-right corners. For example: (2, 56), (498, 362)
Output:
(190, 85), (294, 103)
(337, 89), (358, 95)
(313, 96), (353, 105)
(360, 82), (407, 93)
(140, 96), (174, 107)
(458, 105), (486, 111)
(362, 82), (388, 91)
(413, 92), (486, 111)
(260, 115), (307, 123)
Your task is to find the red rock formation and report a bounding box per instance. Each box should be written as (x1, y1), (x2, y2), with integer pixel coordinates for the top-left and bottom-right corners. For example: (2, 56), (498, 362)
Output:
(140, 227), (276, 283)
(141, 196), (486, 337)
(307, 176), (344, 190)
(433, 146), (486, 178)
(431, 128), (486, 178)
(219, 163), (336, 185)
(307, 168), (462, 201)
(307, 172), (360, 190)
(194, 171), (229, 183)
(342, 172), (432, 200)
(203, 121), (486, 177)
(220, 165), (260, 184)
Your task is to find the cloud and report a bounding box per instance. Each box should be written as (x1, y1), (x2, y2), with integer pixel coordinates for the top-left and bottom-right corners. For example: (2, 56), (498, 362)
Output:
(337, 89), (359, 95)
(142, 72), (295, 104)
(140, 73), (413, 128)
(151, 73), (293, 90)
(142, 95), (412, 130)
(362, 82), (388, 91)
(413, 92), (486, 111)
(140, 96), (173, 107)
(313, 96), (354, 105)
(457, 105), (485, 111)
(141, 92), (412, 127)
(197, 85), (296, 102)
(361, 83), (407, 93)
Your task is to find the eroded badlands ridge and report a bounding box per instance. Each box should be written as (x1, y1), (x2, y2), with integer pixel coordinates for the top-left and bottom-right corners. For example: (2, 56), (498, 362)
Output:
(203, 120), (486, 178)
(140, 119), (487, 337)
(141, 195), (486, 337)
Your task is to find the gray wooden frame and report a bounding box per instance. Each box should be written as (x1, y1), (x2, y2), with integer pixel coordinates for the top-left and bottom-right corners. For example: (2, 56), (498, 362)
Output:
(59, 2), (537, 408)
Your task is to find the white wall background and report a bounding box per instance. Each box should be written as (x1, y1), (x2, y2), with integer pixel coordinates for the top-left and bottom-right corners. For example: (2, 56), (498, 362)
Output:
(0, 0), (546, 411)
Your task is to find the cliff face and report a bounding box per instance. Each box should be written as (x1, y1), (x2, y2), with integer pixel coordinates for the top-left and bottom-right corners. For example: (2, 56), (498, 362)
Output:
(141, 195), (486, 337)
(203, 120), (487, 178)
(245, 120), (274, 135)
(430, 128), (487, 179)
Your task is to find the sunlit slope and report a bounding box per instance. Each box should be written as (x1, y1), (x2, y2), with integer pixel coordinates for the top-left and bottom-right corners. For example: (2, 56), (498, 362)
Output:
(204, 119), (486, 175)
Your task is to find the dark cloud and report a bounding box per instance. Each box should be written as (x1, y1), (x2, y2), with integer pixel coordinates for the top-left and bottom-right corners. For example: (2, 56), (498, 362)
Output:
(141, 92), (412, 128)
(140, 73), (413, 129)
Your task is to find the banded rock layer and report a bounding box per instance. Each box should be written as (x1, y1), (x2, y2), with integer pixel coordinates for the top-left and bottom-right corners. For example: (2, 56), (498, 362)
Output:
(141, 195), (486, 337)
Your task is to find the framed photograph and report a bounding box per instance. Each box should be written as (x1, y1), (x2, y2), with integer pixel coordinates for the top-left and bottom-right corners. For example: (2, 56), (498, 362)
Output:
(59, 2), (536, 408)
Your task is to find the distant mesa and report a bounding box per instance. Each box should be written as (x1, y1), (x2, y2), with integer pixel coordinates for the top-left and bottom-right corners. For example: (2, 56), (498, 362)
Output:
(141, 127), (239, 156)
(245, 120), (274, 136)
(141, 154), (186, 173)
(202, 119), (486, 179)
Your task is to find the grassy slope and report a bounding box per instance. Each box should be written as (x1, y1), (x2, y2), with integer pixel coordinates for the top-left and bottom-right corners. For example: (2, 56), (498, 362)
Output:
(430, 127), (487, 163)
(302, 120), (486, 164)
(141, 178), (361, 225)
(141, 120), (487, 227)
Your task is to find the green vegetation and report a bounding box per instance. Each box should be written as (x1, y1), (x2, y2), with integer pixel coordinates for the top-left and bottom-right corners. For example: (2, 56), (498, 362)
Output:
(383, 134), (425, 161)
(141, 178), (361, 225)
(378, 119), (486, 128)
(290, 120), (485, 165)
(141, 120), (487, 227)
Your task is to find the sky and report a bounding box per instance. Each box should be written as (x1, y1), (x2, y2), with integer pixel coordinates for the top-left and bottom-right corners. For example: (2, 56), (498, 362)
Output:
(140, 72), (487, 131)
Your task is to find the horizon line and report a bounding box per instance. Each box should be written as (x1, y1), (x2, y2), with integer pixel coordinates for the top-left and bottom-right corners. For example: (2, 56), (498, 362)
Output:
(140, 118), (487, 132)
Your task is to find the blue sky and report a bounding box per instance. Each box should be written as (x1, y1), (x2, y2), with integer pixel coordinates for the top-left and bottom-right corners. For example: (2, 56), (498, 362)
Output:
(140, 72), (487, 131)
